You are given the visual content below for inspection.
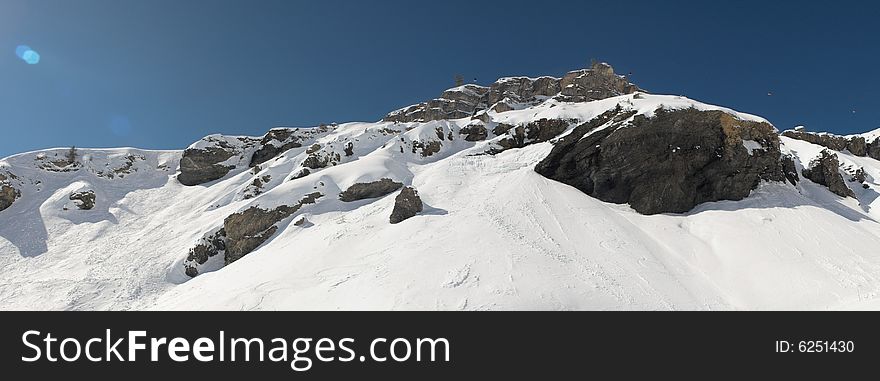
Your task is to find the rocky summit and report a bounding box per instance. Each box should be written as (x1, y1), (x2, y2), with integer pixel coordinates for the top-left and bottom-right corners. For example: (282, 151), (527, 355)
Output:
(2, 63), (880, 311)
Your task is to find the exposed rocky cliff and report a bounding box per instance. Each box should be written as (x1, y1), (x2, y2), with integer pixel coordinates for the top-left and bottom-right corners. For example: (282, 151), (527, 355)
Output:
(535, 107), (790, 215)
(384, 62), (641, 123)
(801, 149), (855, 198)
(782, 130), (868, 157)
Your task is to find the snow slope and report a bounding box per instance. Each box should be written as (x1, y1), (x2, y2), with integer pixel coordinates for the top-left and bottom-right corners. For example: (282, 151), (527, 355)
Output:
(2, 94), (880, 310)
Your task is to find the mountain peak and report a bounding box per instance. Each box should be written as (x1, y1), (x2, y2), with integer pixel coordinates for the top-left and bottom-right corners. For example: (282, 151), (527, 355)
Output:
(383, 62), (642, 123)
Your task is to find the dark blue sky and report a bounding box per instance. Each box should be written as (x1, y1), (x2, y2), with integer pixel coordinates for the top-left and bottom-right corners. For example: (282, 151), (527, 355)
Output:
(1, 0), (878, 157)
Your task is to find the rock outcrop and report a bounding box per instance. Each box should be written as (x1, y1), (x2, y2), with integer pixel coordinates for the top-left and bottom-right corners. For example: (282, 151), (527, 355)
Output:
(782, 130), (867, 156)
(69, 190), (96, 210)
(491, 118), (573, 153)
(178, 146), (238, 186)
(556, 62), (641, 103)
(535, 107), (790, 215)
(384, 62), (641, 123)
(339, 178), (403, 202)
(459, 123), (489, 142)
(802, 150), (855, 198)
(184, 228), (227, 277)
(249, 129), (303, 167)
(223, 192), (323, 265)
(389, 187), (423, 224)
(385, 85), (489, 123)
(868, 138), (880, 161)
(0, 185), (18, 213)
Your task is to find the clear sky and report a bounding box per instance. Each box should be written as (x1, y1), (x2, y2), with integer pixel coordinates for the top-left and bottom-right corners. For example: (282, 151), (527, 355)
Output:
(1, 0), (878, 157)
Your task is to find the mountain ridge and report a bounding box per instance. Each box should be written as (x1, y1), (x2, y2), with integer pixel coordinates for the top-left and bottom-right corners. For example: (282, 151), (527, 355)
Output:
(2, 63), (880, 310)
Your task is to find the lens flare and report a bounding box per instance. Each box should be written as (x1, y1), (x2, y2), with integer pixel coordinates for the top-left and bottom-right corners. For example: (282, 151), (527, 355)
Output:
(15, 44), (40, 64)
(109, 115), (133, 136)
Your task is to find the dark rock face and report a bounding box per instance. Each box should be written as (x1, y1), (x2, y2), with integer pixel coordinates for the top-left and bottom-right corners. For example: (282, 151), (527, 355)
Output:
(535, 108), (789, 215)
(69, 190), (96, 210)
(290, 168), (311, 181)
(459, 124), (489, 141)
(383, 63), (641, 123)
(411, 140), (442, 158)
(782, 130), (867, 156)
(178, 147), (236, 186)
(339, 178), (403, 202)
(781, 155), (800, 186)
(868, 138), (880, 161)
(0, 185), (19, 213)
(390, 187), (423, 224)
(491, 118), (573, 153)
(184, 228), (227, 277)
(224, 192), (323, 265)
(802, 150), (855, 198)
(250, 139), (302, 168)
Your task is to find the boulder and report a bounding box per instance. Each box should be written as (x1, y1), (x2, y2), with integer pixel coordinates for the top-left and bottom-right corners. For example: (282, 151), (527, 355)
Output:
(178, 147), (236, 186)
(535, 108), (789, 215)
(289, 168), (311, 181)
(339, 178), (403, 202)
(390, 187), (423, 224)
(0, 185), (18, 213)
(69, 190), (96, 210)
(802, 150), (855, 198)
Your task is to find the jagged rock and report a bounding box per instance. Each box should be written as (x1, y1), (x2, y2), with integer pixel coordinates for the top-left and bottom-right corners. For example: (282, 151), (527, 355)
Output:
(492, 123), (515, 136)
(224, 192), (323, 265)
(69, 190), (96, 210)
(290, 168), (311, 181)
(243, 175), (272, 199)
(411, 140), (442, 157)
(782, 130), (867, 156)
(390, 187), (423, 224)
(802, 150), (855, 198)
(0, 185), (19, 213)
(491, 118), (572, 153)
(868, 138), (880, 161)
(851, 167), (867, 183)
(459, 123), (488, 141)
(385, 84), (489, 123)
(384, 63), (641, 123)
(556, 62), (642, 103)
(178, 147), (236, 186)
(492, 102), (514, 113)
(184, 228), (227, 277)
(250, 129), (304, 167)
(339, 178), (403, 202)
(535, 108), (788, 215)
(782, 154), (800, 186)
(483, 76), (561, 106)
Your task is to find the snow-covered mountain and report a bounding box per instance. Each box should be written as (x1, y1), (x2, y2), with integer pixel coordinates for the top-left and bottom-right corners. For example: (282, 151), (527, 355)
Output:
(3, 63), (880, 311)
